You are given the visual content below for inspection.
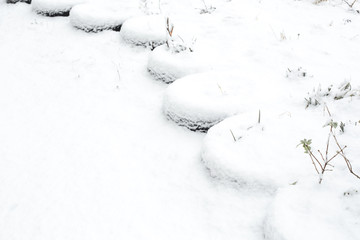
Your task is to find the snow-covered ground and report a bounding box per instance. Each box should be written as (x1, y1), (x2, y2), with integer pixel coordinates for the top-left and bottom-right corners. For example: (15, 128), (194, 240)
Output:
(69, 2), (140, 32)
(1, 0), (360, 239)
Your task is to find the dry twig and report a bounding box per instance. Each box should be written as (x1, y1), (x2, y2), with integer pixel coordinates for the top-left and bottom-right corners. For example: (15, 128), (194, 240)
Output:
(299, 106), (360, 183)
(344, 0), (358, 8)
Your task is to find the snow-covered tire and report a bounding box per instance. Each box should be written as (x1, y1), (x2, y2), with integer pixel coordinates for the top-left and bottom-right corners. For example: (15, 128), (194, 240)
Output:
(6, 0), (31, 3)
(69, 2), (139, 33)
(147, 45), (211, 84)
(120, 15), (167, 49)
(163, 71), (263, 132)
(201, 111), (319, 189)
(32, 0), (86, 17)
(263, 182), (360, 240)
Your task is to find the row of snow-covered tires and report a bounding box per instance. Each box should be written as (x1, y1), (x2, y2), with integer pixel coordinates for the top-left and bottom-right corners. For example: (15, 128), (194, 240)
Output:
(6, 1), (360, 239)
(6, 0), (245, 131)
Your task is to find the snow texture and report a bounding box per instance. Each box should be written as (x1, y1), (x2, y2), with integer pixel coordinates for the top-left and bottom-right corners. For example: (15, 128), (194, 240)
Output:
(264, 180), (360, 240)
(147, 44), (211, 84)
(201, 111), (322, 190)
(163, 71), (267, 132)
(120, 15), (168, 49)
(70, 2), (140, 32)
(2, 0), (360, 239)
(32, 0), (86, 16)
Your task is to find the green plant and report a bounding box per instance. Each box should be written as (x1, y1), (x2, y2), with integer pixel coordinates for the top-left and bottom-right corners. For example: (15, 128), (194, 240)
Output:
(304, 81), (360, 108)
(199, 0), (216, 14)
(298, 107), (360, 184)
(340, 121), (345, 133)
(286, 67), (308, 79)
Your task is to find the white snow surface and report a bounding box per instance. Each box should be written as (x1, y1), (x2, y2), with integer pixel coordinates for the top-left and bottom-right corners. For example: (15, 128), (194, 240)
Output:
(2, 0), (360, 239)
(32, 0), (86, 15)
(70, 2), (140, 32)
(120, 14), (168, 48)
(0, 3), (270, 240)
(202, 110), (324, 189)
(147, 44), (212, 83)
(163, 71), (279, 131)
(264, 179), (360, 240)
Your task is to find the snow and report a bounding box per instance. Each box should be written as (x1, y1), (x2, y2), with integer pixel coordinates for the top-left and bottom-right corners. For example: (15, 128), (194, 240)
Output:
(69, 2), (140, 32)
(202, 110), (321, 190)
(1, 0), (360, 239)
(32, 0), (86, 16)
(0, 3), (270, 240)
(162, 71), (278, 132)
(120, 14), (168, 48)
(147, 44), (212, 83)
(264, 179), (360, 240)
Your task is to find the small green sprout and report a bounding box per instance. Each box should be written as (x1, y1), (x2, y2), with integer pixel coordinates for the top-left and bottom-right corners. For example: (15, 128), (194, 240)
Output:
(297, 139), (312, 154)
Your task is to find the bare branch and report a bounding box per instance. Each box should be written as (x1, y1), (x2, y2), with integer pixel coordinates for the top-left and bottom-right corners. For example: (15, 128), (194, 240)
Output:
(343, 0), (358, 8)
(318, 150), (326, 163)
(307, 149), (320, 174)
(325, 133), (330, 161)
(309, 150), (323, 171)
(327, 146), (347, 163)
(338, 152), (360, 179)
(301, 106), (360, 183)
(325, 104), (332, 117)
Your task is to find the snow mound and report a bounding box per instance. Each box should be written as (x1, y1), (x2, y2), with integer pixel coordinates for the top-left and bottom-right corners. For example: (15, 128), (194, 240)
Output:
(32, 0), (86, 17)
(147, 44), (211, 84)
(162, 71), (265, 132)
(201, 111), (319, 190)
(264, 182), (360, 240)
(70, 2), (140, 32)
(120, 15), (167, 49)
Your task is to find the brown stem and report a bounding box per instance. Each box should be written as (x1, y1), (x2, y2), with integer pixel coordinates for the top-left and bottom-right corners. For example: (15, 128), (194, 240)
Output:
(332, 132), (360, 180)
(325, 104), (332, 117)
(306, 148), (320, 174)
(338, 152), (360, 179)
(327, 146), (347, 164)
(318, 150), (326, 163)
(325, 132), (330, 162)
(309, 150), (324, 172)
(344, 0), (358, 8)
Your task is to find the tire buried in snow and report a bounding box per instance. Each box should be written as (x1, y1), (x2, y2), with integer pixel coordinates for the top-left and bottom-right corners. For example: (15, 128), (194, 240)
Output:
(7, 0), (31, 4)
(163, 71), (262, 132)
(147, 45), (211, 84)
(120, 15), (167, 49)
(201, 111), (319, 190)
(70, 2), (140, 33)
(32, 0), (86, 17)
